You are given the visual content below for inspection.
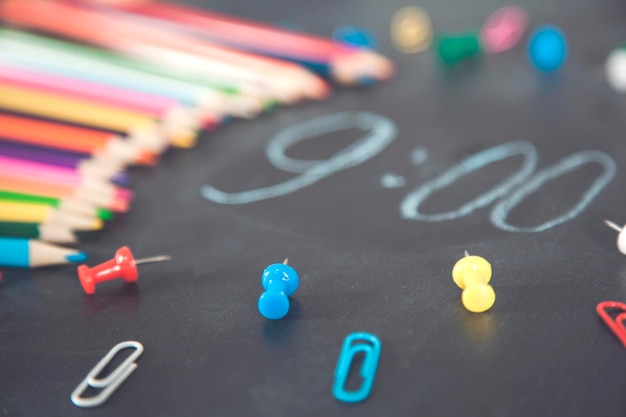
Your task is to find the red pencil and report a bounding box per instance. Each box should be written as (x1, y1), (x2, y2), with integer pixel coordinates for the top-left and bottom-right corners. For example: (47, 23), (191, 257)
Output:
(97, 0), (394, 84)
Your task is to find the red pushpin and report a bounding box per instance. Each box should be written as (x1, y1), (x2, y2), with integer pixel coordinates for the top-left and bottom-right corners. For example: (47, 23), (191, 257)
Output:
(77, 246), (171, 295)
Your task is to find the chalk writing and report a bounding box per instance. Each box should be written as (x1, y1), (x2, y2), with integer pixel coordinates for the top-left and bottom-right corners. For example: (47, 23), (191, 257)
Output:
(201, 112), (397, 204)
(400, 141), (538, 221)
(381, 173), (407, 188)
(202, 113), (615, 233)
(410, 147), (429, 165)
(490, 150), (616, 232)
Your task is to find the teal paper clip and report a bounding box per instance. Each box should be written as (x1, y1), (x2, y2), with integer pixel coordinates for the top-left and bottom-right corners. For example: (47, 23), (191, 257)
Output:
(332, 332), (381, 403)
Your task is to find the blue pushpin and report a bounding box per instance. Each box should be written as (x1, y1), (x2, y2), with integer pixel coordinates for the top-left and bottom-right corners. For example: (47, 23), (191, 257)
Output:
(258, 259), (299, 320)
(528, 25), (567, 72)
(332, 25), (377, 49)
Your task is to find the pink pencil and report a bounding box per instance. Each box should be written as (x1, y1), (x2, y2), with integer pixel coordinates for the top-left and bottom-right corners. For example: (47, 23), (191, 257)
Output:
(0, 64), (218, 129)
(0, 155), (129, 199)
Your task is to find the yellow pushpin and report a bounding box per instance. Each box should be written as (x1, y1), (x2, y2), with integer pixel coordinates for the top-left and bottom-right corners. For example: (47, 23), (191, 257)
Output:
(452, 251), (495, 313)
(390, 6), (433, 54)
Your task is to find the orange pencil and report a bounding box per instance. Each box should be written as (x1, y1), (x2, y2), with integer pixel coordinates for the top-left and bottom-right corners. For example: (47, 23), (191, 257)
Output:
(0, 83), (187, 152)
(0, 113), (155, 166)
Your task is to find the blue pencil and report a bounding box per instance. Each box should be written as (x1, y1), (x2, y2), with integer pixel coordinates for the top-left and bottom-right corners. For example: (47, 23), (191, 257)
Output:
(0, 237), (87, 268)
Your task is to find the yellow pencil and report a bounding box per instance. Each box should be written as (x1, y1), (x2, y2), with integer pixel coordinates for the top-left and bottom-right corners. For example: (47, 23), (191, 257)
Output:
(0, 83), (196, 150)
(0, 200), (102, 231)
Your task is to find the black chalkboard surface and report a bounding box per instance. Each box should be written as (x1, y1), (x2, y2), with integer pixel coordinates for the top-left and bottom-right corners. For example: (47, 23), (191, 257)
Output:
(3, 0), (626, 416)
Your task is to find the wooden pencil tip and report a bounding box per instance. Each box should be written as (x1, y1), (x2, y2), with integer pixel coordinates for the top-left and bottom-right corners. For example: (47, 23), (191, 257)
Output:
(136, 151), (159, 166)
(170, 129), (198, 149)
(332, 50), (395, 85)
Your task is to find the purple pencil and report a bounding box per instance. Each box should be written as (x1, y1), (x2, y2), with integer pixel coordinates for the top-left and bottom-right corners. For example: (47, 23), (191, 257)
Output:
(0, 138), (128, 186)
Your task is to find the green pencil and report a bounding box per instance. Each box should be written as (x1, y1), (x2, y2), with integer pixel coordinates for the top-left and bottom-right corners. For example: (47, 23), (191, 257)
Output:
(0, 221), (77, 244)
(0, 190), (113, 220)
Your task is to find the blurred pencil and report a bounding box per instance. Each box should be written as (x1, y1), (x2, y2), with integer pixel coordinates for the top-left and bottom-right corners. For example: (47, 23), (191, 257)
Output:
(0, 29), (263, 120)
(0, 200), (103, 231)
(0, 157), (133, 206)
(0, 190), (112, 220)
(79, 0), (395, 85)
(0, 221), (77, 244)
(0, 155), (126, 203)
(0, 113), (154, 166)
(0, 83), (181, 152)
(0, 0), (329, 102)
(0, 64), (204, 134)
(0, 139), (125, 183)
(0, 2), (289, 104)
(0, 174), (130, 213)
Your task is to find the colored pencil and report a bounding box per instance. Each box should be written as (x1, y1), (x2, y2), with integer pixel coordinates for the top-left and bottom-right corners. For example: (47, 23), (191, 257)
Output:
(0, 169), (133, 211)
(0, 174), (130, 213)
(0, 201), (103, 231)
(83, 0), (395, 84)
(0, 155), (125, 202)
(0, 113), (154, 166)
(0, 237), (87, 268)
(0, 155), (123, 192)
(0, 82), (183, 152)
(0, 221), (77, 244)
(0, 3), (282, 104)
(0, 29), (262, 120)
(0, 64), (206, 133)
(0, 139), (126, 184)
(116, 44), (279, 103)
(0, 1), (393, 258)
(0, 0), (329, 103)
(0, 190), (112, 221)
(0, 151), (122, 190)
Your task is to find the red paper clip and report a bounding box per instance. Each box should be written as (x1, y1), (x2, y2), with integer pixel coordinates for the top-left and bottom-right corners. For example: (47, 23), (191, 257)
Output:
(596, 301), (626, 347)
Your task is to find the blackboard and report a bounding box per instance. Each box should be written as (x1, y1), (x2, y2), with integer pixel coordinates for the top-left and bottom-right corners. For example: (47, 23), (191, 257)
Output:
(2, 0), (626, 416)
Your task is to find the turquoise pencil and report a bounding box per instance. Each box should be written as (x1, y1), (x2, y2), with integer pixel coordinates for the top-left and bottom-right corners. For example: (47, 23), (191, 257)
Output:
(0, 237), (87, 268)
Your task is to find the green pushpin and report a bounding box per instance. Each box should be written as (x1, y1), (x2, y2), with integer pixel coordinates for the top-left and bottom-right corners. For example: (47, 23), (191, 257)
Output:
(435, 31), (483, 66)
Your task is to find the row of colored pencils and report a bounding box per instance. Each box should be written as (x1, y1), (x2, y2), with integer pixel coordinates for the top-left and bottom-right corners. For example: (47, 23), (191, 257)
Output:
(0, 0), (394, 268)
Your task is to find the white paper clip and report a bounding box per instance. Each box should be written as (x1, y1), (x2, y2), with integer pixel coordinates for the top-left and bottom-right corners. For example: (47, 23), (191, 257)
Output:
(71, 341), (144, 408)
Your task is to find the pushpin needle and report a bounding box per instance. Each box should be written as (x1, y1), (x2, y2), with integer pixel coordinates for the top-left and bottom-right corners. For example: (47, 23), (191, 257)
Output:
(283, 258), (289, 265)
(464, 250), (470, 257)
(604, 219), (623, 233)
(134, 255), (172, 265)
(603, 219), (626, 255)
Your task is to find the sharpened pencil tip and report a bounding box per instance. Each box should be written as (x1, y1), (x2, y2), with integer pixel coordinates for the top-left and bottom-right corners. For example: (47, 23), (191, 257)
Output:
(97, 208), (114, 221)
(90, 219), (104, 230)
